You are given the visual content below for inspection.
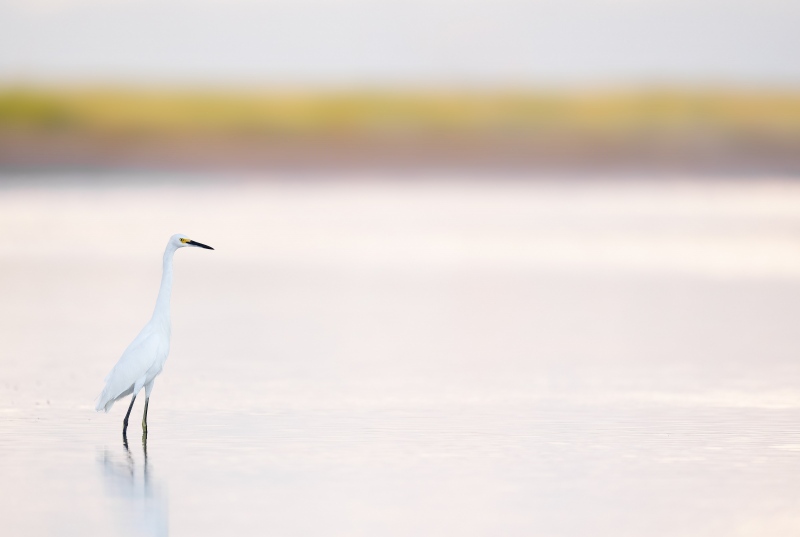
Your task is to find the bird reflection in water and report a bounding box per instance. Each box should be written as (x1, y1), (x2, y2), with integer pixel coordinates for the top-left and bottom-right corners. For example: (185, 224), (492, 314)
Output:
(100, 435), (168, 537)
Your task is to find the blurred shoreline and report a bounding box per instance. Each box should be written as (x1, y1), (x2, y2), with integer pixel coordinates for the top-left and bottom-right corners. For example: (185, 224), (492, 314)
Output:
(2, 88), (799, 174)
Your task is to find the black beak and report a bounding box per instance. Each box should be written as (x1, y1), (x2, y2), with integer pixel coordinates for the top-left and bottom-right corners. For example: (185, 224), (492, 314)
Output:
(187, 240), (214, 250)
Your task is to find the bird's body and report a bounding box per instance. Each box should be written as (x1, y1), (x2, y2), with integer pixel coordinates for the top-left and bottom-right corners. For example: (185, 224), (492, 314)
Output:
(95, 318), (170, 413)
(96, 234), (213, 436)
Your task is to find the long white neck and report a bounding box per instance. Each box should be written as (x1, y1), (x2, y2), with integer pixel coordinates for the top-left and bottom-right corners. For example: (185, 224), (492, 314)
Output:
(152, 243), (177, 323)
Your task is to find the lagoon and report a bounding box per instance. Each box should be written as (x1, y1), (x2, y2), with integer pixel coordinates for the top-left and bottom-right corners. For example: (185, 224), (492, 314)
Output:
(2, 174), (800, 536)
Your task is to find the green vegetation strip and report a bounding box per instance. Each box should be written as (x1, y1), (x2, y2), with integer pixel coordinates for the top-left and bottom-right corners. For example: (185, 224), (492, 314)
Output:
(1, 88), (800, 137)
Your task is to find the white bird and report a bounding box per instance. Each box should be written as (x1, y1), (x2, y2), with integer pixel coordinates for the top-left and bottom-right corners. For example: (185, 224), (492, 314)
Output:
(96, 234), (214, 437)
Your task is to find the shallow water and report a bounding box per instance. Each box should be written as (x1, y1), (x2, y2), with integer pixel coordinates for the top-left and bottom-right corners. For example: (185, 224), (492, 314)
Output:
(2, 174), (800, 536)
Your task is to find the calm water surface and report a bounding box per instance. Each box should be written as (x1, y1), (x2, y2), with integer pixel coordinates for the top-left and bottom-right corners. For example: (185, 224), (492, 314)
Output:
(2, 175), (800, 536)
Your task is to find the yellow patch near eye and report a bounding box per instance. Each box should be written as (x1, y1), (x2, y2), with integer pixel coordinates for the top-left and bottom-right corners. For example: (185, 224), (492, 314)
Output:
(180, 238), (189, 243)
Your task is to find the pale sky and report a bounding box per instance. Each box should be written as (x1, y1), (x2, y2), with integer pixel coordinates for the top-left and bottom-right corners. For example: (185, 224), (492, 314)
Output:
(1, 0), (798, 87)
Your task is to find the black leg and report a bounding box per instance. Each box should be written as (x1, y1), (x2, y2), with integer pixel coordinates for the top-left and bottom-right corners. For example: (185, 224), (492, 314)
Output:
(141, 397), (150, 437)
(123, 394), (137, 436)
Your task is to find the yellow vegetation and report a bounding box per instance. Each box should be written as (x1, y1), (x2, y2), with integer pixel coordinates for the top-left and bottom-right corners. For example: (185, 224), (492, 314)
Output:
(1, 87), (799, 139)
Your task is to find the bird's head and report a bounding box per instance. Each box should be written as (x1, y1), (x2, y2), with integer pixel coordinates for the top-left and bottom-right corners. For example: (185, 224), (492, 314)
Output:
(171, 234), (214, 250)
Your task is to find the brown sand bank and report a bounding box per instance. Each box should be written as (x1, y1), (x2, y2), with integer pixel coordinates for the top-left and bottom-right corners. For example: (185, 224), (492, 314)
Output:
(2, 131), (800, 173)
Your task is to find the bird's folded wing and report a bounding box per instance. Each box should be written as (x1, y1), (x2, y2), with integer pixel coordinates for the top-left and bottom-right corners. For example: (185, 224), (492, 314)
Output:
(98, 327), (162, 406)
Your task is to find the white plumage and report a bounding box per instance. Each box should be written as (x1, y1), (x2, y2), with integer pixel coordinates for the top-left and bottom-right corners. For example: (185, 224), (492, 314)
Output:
(96, 233), (213, 435)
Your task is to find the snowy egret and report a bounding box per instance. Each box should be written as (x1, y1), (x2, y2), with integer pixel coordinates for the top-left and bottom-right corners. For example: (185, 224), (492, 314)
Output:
(96, 234), (213, 437)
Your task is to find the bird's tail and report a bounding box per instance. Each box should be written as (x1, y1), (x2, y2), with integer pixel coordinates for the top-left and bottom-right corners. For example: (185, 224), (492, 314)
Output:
(95, 385), (117, 413)
(95, 394), (114, 413)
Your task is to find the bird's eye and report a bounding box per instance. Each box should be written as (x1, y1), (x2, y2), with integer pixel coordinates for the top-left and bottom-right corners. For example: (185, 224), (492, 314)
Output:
(180, 238), (189, 243)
